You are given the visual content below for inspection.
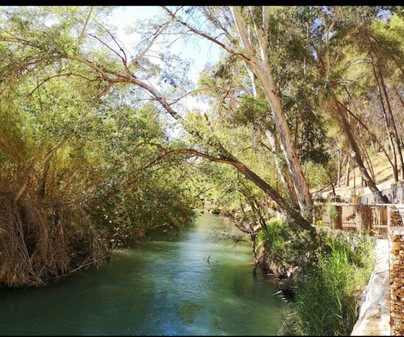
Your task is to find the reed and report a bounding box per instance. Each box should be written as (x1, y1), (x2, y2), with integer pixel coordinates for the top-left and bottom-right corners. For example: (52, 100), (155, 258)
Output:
(279, 230), (375, 336)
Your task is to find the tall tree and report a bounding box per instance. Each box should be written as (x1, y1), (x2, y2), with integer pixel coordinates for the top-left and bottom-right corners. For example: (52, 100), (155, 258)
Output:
(301, 6), (401, 202)
(163, 6), (314, 218)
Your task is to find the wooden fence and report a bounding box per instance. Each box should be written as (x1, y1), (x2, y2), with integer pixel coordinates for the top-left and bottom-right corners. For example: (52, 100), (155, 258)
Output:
(314, 202), (404, 334)
(313, 202), (403, 238)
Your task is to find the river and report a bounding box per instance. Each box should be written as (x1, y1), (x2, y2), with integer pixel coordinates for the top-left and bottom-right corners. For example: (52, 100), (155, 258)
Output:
(0, 213), (283, 335)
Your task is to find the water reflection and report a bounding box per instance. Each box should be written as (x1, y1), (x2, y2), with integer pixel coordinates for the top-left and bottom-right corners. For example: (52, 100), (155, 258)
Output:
(0, 213), (283, 335)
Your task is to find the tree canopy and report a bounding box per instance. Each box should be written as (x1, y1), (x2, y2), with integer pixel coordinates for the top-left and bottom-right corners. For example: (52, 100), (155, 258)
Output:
(0, 5), (402, 286)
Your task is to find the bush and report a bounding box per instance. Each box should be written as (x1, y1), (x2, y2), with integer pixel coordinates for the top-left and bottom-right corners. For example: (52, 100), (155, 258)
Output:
(257, 219), (320, 279)
(279, 230), (375, 336)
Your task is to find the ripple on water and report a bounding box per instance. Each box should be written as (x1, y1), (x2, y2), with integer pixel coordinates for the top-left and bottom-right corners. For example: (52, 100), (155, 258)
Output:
(0, 214), (284, 335)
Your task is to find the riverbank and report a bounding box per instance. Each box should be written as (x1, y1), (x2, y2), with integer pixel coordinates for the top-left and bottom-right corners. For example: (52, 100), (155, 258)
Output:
(203, 206), (386, 335)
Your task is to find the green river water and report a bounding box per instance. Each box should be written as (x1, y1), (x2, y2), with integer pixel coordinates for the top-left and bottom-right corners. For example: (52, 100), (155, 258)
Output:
(0, 213), (284, 336)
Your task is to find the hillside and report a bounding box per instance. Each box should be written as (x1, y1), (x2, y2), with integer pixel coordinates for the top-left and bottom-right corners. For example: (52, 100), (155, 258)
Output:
(317, 151), (401, 203)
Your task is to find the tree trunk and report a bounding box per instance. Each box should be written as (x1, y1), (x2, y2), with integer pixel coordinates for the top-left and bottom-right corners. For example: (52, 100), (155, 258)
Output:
(337, 150), (342, 187)
(333, 98), (389, 203)
(345, 160), (350, 187)
(360, 138), (375, 182)
(264, 130), (298, 205)
(372, 62), (399, 181)
(231, 6), (313, 216)
(233, 160), (312, 229)
(377, 66), (404, 180)
(338, 99), (395, 176)
(246, 58), (300, 208)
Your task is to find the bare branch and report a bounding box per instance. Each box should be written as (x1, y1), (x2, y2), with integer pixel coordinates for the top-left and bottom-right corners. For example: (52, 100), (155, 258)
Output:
(162, 6), (250, 63)
(168, 88), (212, 105)
(130, 21), (171, 68)
(89, 33), (126, 64)
(144, 148), (236, 172)
(202, 7), (232, 40)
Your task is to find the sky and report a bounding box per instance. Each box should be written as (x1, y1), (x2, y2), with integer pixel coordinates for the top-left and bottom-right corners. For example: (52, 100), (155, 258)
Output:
(107, 6), (223, 131)
(108, 6), (222, 84)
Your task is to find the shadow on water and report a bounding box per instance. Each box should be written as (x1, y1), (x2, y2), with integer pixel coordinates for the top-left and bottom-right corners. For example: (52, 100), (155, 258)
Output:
(0, 213), (284, 336)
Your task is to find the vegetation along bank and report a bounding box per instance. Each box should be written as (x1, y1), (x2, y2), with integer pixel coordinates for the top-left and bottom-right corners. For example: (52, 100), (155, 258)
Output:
(0, 5), (402, 336)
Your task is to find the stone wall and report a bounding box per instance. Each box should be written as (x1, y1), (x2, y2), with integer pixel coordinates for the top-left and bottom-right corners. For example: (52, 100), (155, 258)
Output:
(389, 228), (404, 336)
(350, 239), (390, 336)
(359, 181), (404, 204)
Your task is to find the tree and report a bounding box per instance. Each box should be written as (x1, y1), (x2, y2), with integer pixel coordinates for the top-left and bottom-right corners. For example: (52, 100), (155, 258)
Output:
(163, 6), (314, 218)
(0, 6), (197, 286)
(46, 6), (313, 227)
(298, 6), (402, 202)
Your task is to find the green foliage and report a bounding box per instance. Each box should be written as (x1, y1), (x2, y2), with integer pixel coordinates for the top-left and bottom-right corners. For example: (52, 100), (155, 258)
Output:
(280, 231), (375, 336)
(0, 8), (197, 286)
(233, 95), (273, 129)
(256, 217), (375, 336)
(0, 5), (397, 293)
(257, 219), (290, 251)
(305, 161), (335, 191)
(91, 166), (196, 247)
(329, 203), (339, 224)
(258, 219), (320, 277)
(0, 76), (197, 286)
(315, 219), (324, 228)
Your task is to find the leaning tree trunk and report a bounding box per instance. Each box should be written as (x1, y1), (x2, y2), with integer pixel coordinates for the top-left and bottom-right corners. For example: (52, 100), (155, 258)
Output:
(333, 98), (389, 203)
(245, 63), (299, 207)
(338, 98), (395, 179)
(231, 6), (313, 216)
(373, 63), (399, 182)
(377, 65), (404, 180)
(264, 130), (299, 205)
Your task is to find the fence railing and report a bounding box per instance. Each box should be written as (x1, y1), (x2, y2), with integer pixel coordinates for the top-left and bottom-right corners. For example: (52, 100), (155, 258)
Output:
(314, 202), (404, 335)
(313, 202), (403, 238)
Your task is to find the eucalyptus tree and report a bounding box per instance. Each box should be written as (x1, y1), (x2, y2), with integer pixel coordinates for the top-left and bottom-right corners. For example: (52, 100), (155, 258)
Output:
(299, 6), (402, 202)
(195, 7), (332, 199)
(161, 6), (316, 219)
(15, 6), (327, 227)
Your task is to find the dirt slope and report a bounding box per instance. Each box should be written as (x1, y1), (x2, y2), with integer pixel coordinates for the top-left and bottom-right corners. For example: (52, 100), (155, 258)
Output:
(316, 151), (400, 201)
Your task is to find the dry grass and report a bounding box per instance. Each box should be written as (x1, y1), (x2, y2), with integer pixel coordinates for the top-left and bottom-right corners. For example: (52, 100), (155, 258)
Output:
(330, 151), (398, 200)
(0, 163), (108, 288)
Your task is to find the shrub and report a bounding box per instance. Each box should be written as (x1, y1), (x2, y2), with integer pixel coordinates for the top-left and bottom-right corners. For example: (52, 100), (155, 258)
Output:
(257, 219), (320, 279)
(279, 230), (375, 336)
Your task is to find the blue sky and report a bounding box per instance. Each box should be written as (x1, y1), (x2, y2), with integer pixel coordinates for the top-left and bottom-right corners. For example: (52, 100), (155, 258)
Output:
(109, 6), (221, 83)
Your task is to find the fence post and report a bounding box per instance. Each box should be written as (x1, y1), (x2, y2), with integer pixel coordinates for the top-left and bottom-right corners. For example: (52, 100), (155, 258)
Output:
(355, 204), (362, 233)
(336, 205), (343, 229)
(387, 205), (391, 230)
(360, 205), (373, 233)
